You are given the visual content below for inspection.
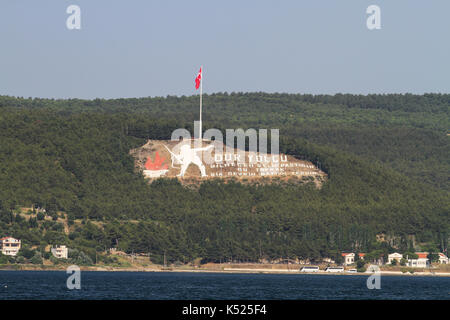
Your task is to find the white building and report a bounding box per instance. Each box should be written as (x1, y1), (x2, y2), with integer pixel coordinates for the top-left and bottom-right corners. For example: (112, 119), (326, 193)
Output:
(388, 252), (403, 264)
(342, 253), (355, 265)
(407, 252), (429, 268)
(51, 245), (68, 259)
(438, 253), (449, 264)
(0, 237), (21, 256)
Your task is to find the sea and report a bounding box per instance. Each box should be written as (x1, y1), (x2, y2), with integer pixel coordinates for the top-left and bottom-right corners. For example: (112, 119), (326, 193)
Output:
(0, 271), (448, 300)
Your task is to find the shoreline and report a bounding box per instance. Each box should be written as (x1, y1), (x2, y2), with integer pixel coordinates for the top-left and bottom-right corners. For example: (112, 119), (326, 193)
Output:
(1, 265), (449, 277)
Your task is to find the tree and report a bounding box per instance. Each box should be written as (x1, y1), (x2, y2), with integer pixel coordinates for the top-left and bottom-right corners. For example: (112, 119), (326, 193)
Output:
(403, 252), (418, 260)
(427, 253), (439, 263)
(356, 260), (366, 272)
(18, 247), (34, 260)
(0, 253), (8, 264)
(31, 252), (43, 264)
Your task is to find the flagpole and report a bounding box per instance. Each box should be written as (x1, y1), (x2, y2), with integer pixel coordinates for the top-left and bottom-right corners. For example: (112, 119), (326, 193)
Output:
(199, 65), (203, 141)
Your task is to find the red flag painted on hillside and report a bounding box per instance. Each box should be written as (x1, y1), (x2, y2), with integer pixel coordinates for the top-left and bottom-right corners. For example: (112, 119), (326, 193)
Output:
(145, 151), (168, 171)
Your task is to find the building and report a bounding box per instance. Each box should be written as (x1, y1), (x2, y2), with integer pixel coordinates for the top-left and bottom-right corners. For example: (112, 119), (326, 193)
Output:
(51, 245), (68, 259)
(388, 252), (403, 264)
(0, 237), (21, 256)
(438, 253), (449, 264)
(342, 253), (355, 265)
(358, 253), (365, 260)
(407, 252), (429, 268)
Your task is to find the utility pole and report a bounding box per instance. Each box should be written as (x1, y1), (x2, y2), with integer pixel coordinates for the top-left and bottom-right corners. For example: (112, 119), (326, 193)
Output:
(259, 240), (262, 263)
(164, 251), (167, 268)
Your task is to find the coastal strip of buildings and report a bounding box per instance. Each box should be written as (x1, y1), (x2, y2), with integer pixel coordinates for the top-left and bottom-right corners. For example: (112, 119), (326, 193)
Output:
(0, 236), (68, 259)
(341, 252), (448, 267)
(1, 236), (448, 268)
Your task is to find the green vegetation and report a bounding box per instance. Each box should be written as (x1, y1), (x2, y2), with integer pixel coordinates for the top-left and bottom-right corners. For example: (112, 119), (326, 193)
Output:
(0, 93), (448, 265)
(356, 260), (366, 272)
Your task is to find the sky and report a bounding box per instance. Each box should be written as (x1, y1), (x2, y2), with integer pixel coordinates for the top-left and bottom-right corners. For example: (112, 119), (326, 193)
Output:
(0, 0), (449, 99)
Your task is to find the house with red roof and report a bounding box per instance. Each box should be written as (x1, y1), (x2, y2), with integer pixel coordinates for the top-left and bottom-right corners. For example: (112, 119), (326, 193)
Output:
(407, 252), (430, 268)
(341, 253), (355, 265)
(438, 253), (448, 264)
(341, 253), (366, 265)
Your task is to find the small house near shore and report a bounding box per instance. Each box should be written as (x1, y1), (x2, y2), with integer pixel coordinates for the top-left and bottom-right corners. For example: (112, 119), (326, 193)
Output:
(0, 237), (21, 256)
(341, 253), (365, 265)
(341, 253), (355, 265)
(388, 252), (403, 264)
(438, 253), (448, 264)
(407, 252), (429, 268)
(51, 245), (68, 259)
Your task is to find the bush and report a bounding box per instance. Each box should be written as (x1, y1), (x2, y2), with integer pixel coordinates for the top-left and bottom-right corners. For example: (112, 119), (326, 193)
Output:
(0, 253), (8, 264)
(43, 251), (51, 260)
(98, 254), (118, 264)
(68, 234), (76, 241)
(357, 266), (366, 272)
(49, 255), (60, 264)
(18, 247), (35, 259)
(31, 252), (43, 264)
(68, 248), (93, 265)
(356, 260), (366, 269)
(401, 267), (414, 274)
(37, 212), (45, 220)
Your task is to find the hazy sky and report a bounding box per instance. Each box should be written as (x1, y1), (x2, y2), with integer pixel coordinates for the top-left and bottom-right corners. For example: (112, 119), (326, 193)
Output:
(1, 0), (449, 99)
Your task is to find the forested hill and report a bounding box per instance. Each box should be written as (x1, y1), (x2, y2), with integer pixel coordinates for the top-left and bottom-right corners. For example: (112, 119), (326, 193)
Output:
(0, 93), (448, 264)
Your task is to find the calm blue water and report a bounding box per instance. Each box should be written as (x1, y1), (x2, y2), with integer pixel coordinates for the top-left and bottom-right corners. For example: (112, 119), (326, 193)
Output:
(0, 271), (448, 300)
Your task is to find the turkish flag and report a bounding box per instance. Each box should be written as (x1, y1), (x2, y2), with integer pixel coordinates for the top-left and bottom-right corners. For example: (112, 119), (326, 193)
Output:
(195, 67), (202, 90)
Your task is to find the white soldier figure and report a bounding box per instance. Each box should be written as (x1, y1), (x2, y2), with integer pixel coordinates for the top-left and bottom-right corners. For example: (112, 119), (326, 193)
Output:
(166, 143), (213, 177)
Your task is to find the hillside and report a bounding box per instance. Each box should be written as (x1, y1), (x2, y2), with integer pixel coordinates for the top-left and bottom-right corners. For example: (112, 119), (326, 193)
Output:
(0, 93), (448, 265)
